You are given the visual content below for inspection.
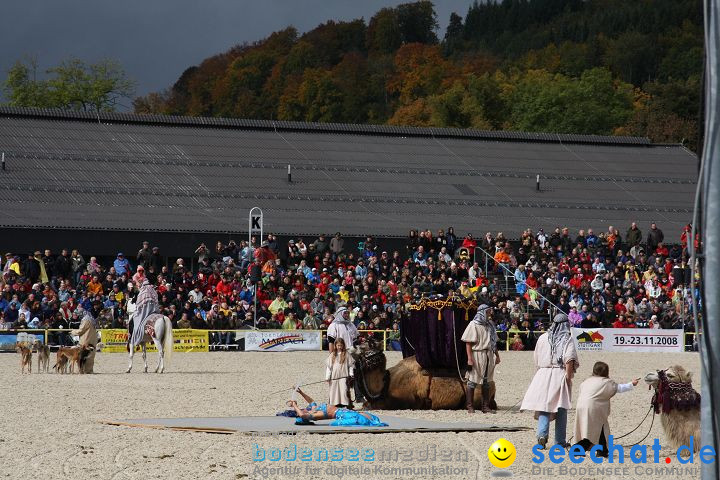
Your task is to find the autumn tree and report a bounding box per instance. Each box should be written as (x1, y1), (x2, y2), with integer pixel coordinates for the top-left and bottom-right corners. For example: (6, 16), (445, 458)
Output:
(388, 43), (452, 106)
(133, 89), (172, 114)
(388, 98), (433, 127)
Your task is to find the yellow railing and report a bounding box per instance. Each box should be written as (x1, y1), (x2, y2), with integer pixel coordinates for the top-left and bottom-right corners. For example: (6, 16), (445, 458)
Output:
(500, 330), (545, 351)
(323, 329), (391, 351)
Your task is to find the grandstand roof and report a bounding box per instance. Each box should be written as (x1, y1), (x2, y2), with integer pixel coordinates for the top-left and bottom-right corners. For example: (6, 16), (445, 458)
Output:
(0, 107), (698, 239)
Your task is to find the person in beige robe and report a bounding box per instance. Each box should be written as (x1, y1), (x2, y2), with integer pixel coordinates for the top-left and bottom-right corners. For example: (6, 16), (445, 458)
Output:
(326, 338), (355, 407)
(71, 313), (98, 373)
(520, 313), (579, 449)
(573, 361), (638, 457)
(461, 304), (500, 413)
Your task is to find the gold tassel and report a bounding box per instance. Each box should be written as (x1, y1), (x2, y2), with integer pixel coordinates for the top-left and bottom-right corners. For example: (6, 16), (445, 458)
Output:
(465, 308), (469, 322)
(438, 308), (442, 321)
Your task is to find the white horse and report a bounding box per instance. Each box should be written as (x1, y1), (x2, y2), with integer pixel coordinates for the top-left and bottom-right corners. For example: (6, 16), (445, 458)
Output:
(125, 299), (174, 373)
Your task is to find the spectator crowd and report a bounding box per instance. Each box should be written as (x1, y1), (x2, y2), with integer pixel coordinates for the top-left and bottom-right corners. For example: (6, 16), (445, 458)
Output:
(0, 222), (700, 350)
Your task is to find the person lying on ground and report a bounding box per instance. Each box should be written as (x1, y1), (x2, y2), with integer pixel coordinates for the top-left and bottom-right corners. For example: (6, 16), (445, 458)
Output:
(288, 388), (387, 426)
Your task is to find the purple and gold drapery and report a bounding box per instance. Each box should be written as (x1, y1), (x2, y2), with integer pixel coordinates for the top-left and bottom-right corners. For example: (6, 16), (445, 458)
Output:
(401, 298), (478, 370)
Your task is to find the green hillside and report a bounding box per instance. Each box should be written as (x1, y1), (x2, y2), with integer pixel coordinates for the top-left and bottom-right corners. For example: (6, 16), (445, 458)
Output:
(133, 0), (703, 147)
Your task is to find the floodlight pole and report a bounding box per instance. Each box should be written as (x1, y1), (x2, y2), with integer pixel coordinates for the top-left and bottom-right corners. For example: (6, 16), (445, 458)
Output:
(700, 0), (720, 478)
(249, 207), (263, 329)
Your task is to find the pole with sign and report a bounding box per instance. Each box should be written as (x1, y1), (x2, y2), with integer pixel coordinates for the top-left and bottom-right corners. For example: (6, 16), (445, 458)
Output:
(249, 207), (263, 329)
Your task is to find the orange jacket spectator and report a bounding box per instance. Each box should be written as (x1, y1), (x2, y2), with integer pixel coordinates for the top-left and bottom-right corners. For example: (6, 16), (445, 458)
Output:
(494, 250), (510, 265)
(86, 278), (103, 296)
(607, 232), (617, 250)
(261, 260), (275, 275)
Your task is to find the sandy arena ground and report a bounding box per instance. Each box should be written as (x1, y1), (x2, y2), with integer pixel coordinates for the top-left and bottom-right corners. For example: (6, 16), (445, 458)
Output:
(0, 349), (702, 480)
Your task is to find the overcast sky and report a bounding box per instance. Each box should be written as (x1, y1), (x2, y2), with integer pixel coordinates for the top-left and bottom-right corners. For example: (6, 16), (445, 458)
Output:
(2, 0), (474, 108)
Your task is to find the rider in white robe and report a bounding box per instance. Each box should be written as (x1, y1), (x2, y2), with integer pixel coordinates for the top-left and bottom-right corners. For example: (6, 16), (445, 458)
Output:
(130, 280), (159, 346)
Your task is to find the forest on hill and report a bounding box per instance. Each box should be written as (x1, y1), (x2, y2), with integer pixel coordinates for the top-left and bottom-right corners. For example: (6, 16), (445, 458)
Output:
(133, 0), (703, 147)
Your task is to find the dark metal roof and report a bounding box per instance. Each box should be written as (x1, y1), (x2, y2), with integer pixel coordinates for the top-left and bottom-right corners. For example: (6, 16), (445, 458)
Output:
(0, 108), (697, 239)
(0, 106), (651, 146)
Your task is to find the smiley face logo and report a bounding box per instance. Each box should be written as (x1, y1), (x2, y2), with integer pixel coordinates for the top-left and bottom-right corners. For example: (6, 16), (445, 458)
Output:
(488, 438), (516, 468)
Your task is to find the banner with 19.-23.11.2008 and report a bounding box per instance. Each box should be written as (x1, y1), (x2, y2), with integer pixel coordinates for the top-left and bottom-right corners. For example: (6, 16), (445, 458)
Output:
(571, 328), (684, 353)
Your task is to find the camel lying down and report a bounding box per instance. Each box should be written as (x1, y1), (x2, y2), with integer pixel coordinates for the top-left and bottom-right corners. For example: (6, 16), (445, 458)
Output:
(352, 350), (496, 411)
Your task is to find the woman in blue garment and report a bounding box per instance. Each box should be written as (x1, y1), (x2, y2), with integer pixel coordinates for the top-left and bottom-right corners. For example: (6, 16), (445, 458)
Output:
(289, 387), (387, 427)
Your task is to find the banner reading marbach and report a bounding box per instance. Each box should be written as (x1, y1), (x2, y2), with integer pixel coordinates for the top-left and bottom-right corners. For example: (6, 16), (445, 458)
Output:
(572, 328), (683, 353)
(245, 330), (321, 352)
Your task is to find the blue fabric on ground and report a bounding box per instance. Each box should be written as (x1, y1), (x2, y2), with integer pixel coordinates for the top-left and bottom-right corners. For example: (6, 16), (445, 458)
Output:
(330, 409), (388, 427)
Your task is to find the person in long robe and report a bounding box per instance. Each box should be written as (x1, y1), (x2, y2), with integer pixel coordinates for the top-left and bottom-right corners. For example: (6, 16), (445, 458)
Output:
(461, 304), (500, 413)
(326, 338), (355, 407)
(326, 307), (360, 403)
(71, 312), (98, 373)
(573, 361), (638, 457)
(130, 280), (159, 347)
(520, 313), (579, 449)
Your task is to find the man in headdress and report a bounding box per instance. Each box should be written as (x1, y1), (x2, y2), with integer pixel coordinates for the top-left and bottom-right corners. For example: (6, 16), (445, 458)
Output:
(461, 304), (500, 413)
(520, 313), (579, 449)
(326, 307), (357, 354)
(130, 279), (159, 347)
(71, 311), (98, 373)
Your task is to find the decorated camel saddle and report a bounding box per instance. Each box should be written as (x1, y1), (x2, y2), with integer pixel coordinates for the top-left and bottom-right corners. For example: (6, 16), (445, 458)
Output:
(402, 296), (480, 372)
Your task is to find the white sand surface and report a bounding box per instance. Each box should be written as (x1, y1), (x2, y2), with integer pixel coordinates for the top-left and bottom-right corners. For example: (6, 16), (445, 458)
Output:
(0, 350), (702, 480)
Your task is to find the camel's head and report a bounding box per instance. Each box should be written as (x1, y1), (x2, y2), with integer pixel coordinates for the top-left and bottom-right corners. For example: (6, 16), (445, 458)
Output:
(645, 365), (693, 389)
(350, 337), (388, 406)
(351, 337), (386, 373)
(350, 336), (382, 357)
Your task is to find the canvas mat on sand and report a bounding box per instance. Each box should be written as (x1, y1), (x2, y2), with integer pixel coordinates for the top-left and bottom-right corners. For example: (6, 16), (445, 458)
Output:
(103, 415), (529, 435)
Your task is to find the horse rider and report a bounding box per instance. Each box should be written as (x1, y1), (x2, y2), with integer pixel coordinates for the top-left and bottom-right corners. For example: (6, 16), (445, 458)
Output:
(130, 279), (159, 347)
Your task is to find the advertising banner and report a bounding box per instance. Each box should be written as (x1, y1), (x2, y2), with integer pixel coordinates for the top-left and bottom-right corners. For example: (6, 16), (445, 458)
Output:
(572, 328), (683, 353)
(99, 329), (209, 353)
(245, 330), (322, 352)
(100, 329), (129, 353)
